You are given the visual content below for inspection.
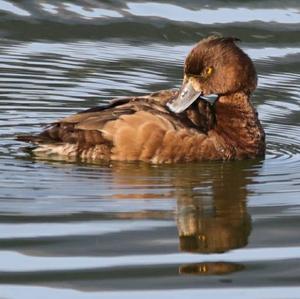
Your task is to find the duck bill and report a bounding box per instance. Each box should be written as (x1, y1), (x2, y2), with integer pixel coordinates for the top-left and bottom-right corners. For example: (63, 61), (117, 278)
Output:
(167, 80), (202, 113)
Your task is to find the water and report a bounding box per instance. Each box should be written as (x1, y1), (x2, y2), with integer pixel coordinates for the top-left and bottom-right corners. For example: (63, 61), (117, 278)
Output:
(0, 1), (300, 298)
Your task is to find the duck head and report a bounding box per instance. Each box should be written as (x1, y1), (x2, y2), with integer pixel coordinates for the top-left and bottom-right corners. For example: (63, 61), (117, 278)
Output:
(167, 36), (257, 113)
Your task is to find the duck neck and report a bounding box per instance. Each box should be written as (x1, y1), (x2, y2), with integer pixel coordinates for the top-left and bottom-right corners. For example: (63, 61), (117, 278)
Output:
(214, 92), (265, 158)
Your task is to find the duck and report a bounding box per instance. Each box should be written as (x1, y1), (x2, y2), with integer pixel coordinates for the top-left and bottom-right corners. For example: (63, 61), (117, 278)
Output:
(17, 36), (265, 163)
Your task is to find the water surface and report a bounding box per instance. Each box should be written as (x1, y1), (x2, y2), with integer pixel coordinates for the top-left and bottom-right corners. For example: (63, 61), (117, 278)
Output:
(0, 1), (300, 298)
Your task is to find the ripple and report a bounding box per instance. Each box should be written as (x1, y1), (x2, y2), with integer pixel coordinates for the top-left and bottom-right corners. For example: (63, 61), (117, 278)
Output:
(1, 286), (300, 299)
(0, 220), (171, 239)
(63, 3), (122, 19)
(126, 3), (300, 24)
(0, 0), (31, 16)
(1, 246), (300, 272)
(0, 5), (300, 295)
(39, 3), (58, 15)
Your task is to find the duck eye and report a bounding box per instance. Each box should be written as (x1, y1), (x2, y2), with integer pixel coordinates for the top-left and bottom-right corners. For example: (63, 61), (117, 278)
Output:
(204, 66), (214, 77)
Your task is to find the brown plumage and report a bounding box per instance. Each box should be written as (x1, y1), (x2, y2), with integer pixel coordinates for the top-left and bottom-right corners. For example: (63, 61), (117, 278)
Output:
(17, 36), (265, 163)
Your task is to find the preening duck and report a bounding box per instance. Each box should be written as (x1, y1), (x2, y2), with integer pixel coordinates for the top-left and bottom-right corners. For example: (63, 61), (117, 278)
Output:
(18, 36), (265, 163)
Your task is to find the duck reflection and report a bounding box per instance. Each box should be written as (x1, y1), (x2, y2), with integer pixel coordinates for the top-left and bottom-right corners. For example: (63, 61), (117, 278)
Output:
(173, 161), (256, 275)
(176, 163), (252, 254)
(179, 262), (245, 275)
(33, 157), (262, 276)
(110, 160), (254, 254)
(108, 159), (261, 275)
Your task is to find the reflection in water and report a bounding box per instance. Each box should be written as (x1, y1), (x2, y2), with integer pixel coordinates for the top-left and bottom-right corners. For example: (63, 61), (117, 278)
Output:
(179, 262), (244, 276)
(103, 159), (261, 275)
(177, 163), (252, 254)
(106, 160), (256, 253)
(174, 161), (255, 275)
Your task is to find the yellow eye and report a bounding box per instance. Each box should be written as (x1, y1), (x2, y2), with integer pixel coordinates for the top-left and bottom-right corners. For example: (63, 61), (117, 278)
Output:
(205, 66), (214, 77)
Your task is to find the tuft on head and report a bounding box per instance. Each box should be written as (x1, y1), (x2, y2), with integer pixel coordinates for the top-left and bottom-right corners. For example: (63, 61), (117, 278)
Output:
(184, 36), (257, 95)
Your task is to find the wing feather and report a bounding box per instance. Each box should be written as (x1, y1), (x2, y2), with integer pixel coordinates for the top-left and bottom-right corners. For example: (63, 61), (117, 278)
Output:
(17, 89), (215, 162)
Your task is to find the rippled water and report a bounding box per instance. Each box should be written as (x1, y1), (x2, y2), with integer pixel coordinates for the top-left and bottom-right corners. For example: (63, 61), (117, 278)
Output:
(0, 1), (300, 298)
